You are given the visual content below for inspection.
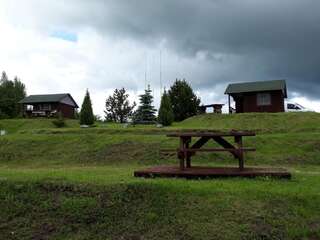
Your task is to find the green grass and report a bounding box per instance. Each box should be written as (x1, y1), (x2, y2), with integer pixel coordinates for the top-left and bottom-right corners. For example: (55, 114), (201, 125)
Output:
(0, 113), (320, 239)
(175, 112), (320, 133)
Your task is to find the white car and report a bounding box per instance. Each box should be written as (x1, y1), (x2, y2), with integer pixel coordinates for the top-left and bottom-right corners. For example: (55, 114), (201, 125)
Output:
(285, 102), (313, 112)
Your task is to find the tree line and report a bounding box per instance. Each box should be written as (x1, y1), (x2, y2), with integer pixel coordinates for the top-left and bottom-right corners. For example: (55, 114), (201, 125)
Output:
(0, 70), (201, 126)
(80, 79), (201, 126)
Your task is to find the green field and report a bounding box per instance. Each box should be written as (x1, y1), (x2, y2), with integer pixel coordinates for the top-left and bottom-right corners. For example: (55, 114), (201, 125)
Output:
(0, 113), (320, 239)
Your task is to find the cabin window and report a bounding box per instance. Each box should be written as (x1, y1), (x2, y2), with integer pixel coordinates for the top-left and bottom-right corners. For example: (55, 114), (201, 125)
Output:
(26, 105), (33, 111)
(39, 104), (51, 111)
(257, 93), (271, 106)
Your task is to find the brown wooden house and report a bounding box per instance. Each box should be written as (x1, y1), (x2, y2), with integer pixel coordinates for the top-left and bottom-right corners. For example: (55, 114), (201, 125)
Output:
(225, 80), (287, 113)
(19, 93), (79, 118)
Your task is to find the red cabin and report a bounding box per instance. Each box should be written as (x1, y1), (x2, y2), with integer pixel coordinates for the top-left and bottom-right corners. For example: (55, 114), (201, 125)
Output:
(19, 93), (79, 118)
(225, 80), (287, 113)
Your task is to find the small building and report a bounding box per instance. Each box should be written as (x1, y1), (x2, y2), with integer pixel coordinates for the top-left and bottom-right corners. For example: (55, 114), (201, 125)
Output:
(19, 93), (79, 118)
(225, 80), (287, 113)
(199, 104), (224, 114)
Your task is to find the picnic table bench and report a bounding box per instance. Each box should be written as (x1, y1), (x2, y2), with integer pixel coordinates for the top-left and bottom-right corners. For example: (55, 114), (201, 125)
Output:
(166, 130), (256, 171)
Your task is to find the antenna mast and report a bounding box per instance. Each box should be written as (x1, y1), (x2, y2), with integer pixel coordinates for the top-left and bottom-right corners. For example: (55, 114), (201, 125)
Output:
(159, 50), (163, 96)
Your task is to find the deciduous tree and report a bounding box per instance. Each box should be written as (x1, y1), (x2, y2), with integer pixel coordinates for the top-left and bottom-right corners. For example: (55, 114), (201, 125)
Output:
(104, 88), (135, 123)
(0, 71), (26, 118)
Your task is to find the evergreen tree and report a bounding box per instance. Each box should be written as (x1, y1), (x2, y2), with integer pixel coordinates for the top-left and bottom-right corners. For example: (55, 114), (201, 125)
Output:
(104, 88), (136, 123)
(134, 85), (156, 123)
(1, 71), (8, 83)
(158, 90), (174, 126)
(0, 71), (26, 118)
(79, 89), (94, 125)
(168, 79), (201, 121)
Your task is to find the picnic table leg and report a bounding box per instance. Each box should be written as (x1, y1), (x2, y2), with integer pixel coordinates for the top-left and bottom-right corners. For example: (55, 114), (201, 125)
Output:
(179, 137), (185, 170)
(186, 137), (191, 168)
(235, 136), (244, 170)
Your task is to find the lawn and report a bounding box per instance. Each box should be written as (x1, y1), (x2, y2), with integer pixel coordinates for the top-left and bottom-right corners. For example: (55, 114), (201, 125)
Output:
(0, 112), (320, 239)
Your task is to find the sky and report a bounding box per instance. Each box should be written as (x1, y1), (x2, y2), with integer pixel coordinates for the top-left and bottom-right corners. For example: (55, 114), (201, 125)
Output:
(1, 0), (320, 116)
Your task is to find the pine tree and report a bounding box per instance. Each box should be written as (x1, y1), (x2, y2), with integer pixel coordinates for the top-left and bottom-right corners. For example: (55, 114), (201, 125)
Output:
(134, 85), (156, 123)
(80, 89), (94, 125)
(158, 90), (174, 126)
(168, 79), (201, 121)
(1, 71), (8, 83)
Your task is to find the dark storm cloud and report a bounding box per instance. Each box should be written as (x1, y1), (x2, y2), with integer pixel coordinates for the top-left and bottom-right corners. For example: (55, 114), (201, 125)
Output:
(70, 0), (320, 99)
(18, 0), (320, 99)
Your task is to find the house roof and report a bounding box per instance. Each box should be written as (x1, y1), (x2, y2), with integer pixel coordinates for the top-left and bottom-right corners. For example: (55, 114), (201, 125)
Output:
(225, 80), (287, 97)
(19, 93), (79, 108)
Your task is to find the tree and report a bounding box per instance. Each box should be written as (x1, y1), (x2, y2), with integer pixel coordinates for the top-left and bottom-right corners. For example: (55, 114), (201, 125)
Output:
(79, 89), (94, 125)
(168, 79), (201, 121)
(158, 90), (174, 126)
(134, 85), (156, 123)
(104, 88), (136, 123)
(0, 71), (26, 118)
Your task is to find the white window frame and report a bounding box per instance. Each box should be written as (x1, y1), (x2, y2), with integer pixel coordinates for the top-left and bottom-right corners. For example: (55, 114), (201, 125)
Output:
(257, 93), (271, 106)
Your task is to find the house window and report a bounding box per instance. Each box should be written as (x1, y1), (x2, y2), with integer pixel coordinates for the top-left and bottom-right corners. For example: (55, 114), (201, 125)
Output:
(26, 105), (33, 111)
(39, 104), (51, 111)
(257, 93), (271, 106)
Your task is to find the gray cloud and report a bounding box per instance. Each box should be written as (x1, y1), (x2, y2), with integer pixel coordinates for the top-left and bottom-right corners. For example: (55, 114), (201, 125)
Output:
(3, 0), (320, 101)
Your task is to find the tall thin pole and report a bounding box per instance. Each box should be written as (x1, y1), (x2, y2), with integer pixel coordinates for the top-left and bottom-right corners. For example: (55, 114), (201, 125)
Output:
(145, 54), (148, 90)
(160, 50), (162, 96)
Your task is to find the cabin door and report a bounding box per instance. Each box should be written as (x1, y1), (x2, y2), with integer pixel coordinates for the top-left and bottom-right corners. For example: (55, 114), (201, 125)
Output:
(235, 96), (244, 113)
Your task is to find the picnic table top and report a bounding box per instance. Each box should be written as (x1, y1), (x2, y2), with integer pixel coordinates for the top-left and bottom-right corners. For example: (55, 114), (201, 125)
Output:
(167, 130), (256, 137)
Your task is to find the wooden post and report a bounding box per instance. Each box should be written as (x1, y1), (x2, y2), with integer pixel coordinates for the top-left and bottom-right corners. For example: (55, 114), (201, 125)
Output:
(186, 138), (191, 168)
(179, 137), (185, 170)
(235, 136), (244, 170)
(228, 94), (231, 114)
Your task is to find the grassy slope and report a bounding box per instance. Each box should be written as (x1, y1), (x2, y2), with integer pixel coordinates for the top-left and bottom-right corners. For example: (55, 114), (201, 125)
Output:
(0, 113), (320, 239)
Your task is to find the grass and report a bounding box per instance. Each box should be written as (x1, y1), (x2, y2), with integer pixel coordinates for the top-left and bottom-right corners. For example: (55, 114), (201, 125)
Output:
(0, 112), (320, 239)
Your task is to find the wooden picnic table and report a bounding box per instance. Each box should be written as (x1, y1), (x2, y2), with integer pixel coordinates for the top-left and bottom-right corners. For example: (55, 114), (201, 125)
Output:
(166, 130), (256, 171)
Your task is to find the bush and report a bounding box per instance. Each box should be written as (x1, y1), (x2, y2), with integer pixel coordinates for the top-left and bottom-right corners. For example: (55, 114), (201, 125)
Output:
(52, 112), (65, 128)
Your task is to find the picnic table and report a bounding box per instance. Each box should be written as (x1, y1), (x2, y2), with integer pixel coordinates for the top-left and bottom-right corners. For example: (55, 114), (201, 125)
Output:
(166, 130), (256, 171)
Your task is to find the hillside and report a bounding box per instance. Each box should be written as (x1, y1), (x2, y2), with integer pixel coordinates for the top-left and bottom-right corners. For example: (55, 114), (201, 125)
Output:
(175, 112), (320, 133)
(0, 113), (320, 239)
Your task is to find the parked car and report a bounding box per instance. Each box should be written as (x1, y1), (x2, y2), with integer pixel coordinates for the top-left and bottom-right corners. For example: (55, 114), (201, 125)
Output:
(285, 102), (313, 112)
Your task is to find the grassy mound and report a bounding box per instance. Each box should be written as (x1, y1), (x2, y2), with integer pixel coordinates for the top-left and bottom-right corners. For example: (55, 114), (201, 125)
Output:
(175, 112), (320, 133)
(0, 113), (320, 239)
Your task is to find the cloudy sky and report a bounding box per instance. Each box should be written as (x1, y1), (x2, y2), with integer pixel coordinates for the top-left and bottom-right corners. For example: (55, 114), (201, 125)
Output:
(1, 0), (320, 115)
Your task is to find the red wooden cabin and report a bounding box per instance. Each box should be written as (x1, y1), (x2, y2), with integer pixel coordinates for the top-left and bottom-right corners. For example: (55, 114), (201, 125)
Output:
(225, 80), (287, 113)
(19, 93), (79, 118)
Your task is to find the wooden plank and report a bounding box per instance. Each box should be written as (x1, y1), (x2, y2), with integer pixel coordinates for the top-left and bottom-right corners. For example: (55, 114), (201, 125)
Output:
(179, 148), (256, 152)
(167, 131), (255, 138)
(134, 166), (291, 179)
(212, 136), (238, 158)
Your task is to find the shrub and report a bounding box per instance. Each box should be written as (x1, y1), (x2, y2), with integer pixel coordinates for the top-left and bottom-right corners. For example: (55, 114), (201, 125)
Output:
(52, 112), (65, 128)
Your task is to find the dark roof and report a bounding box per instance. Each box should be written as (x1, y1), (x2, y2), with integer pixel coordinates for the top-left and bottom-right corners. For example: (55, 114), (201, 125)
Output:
(19, 93), (79, 108)
(225, 80), (287, 97)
